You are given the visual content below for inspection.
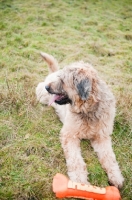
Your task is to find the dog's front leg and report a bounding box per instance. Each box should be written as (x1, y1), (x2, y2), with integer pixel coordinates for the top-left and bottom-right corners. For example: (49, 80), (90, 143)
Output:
(60, 130), (89, 184)
(91, 137), (124, 189)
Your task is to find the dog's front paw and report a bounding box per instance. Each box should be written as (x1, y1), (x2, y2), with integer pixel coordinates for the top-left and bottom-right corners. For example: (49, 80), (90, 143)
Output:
(68, 170), (89, 184)
(108, 171), (124, 189)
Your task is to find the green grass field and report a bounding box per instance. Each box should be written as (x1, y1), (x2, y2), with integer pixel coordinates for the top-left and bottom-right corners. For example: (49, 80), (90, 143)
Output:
(0, 0), (132, 199)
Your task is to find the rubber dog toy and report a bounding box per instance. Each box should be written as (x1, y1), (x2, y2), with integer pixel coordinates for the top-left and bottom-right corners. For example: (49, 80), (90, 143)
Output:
(52, 173), (121, 200)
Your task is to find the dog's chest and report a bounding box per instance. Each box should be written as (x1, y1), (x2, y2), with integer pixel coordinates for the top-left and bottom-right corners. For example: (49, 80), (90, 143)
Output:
(78, 116), (99, 140)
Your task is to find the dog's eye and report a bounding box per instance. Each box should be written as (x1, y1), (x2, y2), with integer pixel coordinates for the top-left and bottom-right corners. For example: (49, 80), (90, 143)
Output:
(73, 76), (78, 83)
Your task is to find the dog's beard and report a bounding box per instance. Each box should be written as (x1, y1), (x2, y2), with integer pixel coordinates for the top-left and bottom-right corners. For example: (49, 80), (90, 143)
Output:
(49, 94), (71, 105)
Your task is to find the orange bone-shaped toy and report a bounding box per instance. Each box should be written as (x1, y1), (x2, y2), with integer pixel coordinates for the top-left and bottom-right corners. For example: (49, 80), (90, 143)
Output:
(52, 173), (121, 200)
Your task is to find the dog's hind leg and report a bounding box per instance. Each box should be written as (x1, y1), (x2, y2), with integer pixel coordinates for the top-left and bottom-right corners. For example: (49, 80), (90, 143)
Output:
(91, 137), (124, 189)
(40, 52), (59, 73)
(36, 52), (59, 104)
(36, 53), (67, 122)
(36, 81), (50, 105)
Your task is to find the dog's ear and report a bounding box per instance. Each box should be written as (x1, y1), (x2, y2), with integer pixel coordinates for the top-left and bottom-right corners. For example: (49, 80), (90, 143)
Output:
(75, 78), (92, 100)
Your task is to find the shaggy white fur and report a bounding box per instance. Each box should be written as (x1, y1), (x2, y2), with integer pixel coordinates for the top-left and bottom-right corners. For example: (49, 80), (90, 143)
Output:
(36, 52), (124, 188)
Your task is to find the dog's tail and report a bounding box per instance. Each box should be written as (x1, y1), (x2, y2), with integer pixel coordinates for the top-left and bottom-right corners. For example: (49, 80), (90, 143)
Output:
(40, 52), (59, 73)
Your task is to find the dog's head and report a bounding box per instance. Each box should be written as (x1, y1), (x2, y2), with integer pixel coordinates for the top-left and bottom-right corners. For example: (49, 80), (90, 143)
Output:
(45, 61), (98, 106)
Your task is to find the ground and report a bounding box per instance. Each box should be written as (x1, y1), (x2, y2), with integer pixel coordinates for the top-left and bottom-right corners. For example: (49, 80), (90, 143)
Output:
(0, 0), (132, 199)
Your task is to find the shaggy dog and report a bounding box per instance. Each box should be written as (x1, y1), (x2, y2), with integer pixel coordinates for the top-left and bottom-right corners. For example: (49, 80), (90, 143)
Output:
(36, 52), (124, 188)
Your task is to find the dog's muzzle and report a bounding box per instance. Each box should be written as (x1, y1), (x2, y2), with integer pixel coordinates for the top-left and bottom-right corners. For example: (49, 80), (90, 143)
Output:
(45, 85), (72, 105)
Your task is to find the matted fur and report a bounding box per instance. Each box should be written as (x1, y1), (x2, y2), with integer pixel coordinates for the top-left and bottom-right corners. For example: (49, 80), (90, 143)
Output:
(36, 52), (124, 188)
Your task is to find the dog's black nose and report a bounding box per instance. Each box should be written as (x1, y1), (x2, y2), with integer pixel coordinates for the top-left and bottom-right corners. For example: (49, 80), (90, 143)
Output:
(45, 85), (50, 92)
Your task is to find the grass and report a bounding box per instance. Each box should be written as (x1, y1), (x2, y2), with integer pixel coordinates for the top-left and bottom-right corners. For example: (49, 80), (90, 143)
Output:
(0, 0), (132, 199)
